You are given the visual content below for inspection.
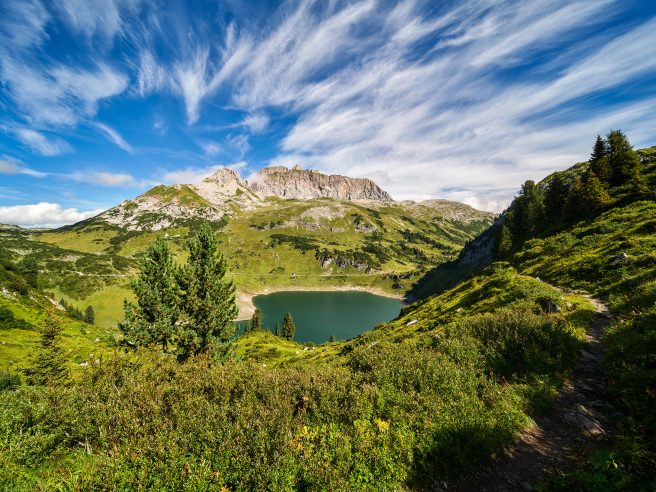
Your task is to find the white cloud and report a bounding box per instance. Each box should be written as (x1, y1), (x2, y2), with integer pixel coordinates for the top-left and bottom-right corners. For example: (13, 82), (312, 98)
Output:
(93, 122), (134, 153)
(161, 162), (247, 184)
(198, 141), (223, 156)
(0, 202), (102, 227)
(135, 51), (168, 96)
(13, 128), (73, 156)
(67, 171), (144, 187)
(241, 112), (269, 133)
(0, 158), (47, 177)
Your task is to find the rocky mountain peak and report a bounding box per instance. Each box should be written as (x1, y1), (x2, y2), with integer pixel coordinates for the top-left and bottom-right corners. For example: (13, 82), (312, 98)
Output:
(248, 166), (393, 201)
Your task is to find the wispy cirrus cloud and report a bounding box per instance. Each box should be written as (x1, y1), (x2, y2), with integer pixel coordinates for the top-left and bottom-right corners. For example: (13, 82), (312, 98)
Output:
(93, 122), (134, 153)
(12, 128), (72, 156)
(0, 157), (47, 177)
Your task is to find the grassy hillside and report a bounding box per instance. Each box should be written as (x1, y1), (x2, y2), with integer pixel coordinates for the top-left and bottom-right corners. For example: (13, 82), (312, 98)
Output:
(10, 197), (492, 329)
(0, 261), (593, 490)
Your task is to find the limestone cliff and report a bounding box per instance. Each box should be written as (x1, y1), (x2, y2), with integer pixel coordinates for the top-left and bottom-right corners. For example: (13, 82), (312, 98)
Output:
(248, 165), (393, 201)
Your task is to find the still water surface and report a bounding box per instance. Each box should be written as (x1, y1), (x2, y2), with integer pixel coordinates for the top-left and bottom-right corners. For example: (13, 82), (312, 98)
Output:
(243, 290), (402, 343)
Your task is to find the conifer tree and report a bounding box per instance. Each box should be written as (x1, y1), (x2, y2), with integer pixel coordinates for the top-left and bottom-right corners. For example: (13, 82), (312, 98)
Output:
(84, 305), (95, 325)
(495, 224), (513, 259)
(565, 170), (610, 221)
(544, 173), (568, 223)
(328, 334), (336, 343)
(18, 256), (39, 288)
(510, 180), (544, 239)
(177, 223), (237, 359)
(282, 312), (295, 341)
(251, 309), (262, 332)
(275, 321), (281, 337)
(607, 129), (640, 186)
(23, 307), (69, 386)
(119, 238), (180, 352)
(589, 134), (611, 183)
(630, 167), (650, 198)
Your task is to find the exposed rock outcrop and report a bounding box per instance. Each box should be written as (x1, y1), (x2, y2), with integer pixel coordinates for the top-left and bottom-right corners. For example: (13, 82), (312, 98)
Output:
(248, 166), (393, 201)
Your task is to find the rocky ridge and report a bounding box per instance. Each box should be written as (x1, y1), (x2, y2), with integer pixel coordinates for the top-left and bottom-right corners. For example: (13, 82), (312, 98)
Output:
(248, 165), (393, 201)
(96, 165), (488, 231)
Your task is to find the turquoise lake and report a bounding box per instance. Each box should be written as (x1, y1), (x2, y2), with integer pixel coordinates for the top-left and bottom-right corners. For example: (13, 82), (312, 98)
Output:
(242, 291), (403, 343)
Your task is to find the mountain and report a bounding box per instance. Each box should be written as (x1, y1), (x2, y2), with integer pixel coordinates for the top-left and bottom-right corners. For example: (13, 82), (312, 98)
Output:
(96, 166), (400, 231)
(249, 165), (393, 201)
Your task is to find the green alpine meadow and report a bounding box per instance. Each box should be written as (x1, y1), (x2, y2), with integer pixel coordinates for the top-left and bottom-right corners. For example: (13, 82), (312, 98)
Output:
(1, 131), (654, 490)
(1, 1), (655, 490)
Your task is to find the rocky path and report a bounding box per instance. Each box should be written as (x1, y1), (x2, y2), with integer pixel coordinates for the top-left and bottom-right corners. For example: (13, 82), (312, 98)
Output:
(444, 294), (612, 492)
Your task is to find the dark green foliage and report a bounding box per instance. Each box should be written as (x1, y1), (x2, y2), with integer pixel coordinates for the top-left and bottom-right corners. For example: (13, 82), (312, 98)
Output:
(119, 238), (180, 352)
(509, 180), (544, 240)
(328, 334), (336, 342)
(275, 321), (281, 337)
(251, 308), (262, 332)
(608, 129), (641, 186)
(0, 372), (20, 391)
(22, 308), (69, 386)
(282, 312), (295, 341)
(84, 305), (95, 325)
(17, 256), (39, 288)
(565, 170), (610, 220)
(58, 298), (84, 320)
(0, 306), (33, 330)
(177, 223), (237, 358)
(495, 224), (513, 259)
(590, 134), (611, 183)
(630, 167), (651, 199)
(544, 173), (569, 224)
(269, 233), (317, 252)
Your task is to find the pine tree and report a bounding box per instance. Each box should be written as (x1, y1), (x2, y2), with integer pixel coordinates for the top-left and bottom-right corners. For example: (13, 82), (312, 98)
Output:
(495, 224), (513, 259)
(18, 256), (39, 288)
(589, 134), (611, 183)
(566, 170), (610, 221)
(630, 166), (650, 198)
(510, 180), (544, 239)
(328, 334), (336, 343)
(23, 307), (69, 386)
(544, 173), (568, 224)
(282, 312), (295, 341)
(119, 238), (180, 353)
(84, 305), (95, 325)
(607, 129), (640, 186)
(251, 309), (262, 332)
(177, 223), (237, 359)
(275, 321), (281, 337)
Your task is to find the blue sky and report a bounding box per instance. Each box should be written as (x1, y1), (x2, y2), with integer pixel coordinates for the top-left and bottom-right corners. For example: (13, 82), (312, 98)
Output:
(1, 0), (655, 226)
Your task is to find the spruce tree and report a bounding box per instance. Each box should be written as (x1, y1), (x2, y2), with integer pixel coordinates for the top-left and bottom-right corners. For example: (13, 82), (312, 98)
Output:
(23, 307), (69, 386)
(18, 256), (39, 288)
(84, 305), (95, 325)
(119, 237), (180, 353)
(510, 180), (544, 239)
(566, 170), (610, 220)
(589, 134), (611, 183)
(495, 224), (513, 259)
(251, 309), (262, 332)
(630, 167), (650, 199)
(177, 223), (237, 359)
(607, 130), (640, 186)
(282, 312), (295, 341)
(275, 321), (281, 337)
(328, 334), (336, 343)
(544, 173), (568, 224)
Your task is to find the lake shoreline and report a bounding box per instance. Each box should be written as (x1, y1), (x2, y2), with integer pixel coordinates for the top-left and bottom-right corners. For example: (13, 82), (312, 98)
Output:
(236, 285), (405, 321)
